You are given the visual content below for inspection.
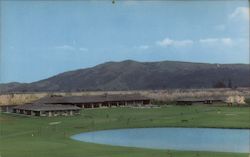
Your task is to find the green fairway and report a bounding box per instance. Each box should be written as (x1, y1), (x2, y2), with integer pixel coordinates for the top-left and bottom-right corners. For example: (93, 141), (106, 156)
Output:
(0, 105), (249, 157)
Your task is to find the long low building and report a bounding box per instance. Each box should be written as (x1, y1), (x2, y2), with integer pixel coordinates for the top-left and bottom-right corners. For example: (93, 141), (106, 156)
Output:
(176, 97), (224, 105)
(13, 103), (80, 117)
(33, 94), (151, 108)
(11, 94), (150, 117)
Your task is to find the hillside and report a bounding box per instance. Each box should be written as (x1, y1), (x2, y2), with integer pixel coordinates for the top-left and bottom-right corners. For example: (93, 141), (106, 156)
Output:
(0, 60), (249, 92)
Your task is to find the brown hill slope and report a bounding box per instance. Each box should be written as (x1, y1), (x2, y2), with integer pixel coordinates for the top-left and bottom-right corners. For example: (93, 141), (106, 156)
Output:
(0, 60), (249, 92)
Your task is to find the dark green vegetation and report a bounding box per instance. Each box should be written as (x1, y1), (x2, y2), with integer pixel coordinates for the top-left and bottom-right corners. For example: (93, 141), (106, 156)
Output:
(245, 98), (250, 105)
(1, 60), (249, 92)
(0, 105), (249, 157)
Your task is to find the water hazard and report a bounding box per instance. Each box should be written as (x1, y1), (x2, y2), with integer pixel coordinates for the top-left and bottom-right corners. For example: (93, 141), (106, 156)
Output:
(71, 128), (250, 153)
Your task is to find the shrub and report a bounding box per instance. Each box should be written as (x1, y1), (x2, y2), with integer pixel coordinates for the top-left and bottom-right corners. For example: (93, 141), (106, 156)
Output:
(245, 98), (250, 105)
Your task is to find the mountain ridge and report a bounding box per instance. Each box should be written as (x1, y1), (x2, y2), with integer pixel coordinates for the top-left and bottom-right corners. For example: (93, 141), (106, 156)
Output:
(0, 60), (249, 93)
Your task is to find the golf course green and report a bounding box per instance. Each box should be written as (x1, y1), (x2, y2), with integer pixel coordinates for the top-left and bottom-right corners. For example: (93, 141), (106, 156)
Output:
(0, 105), (249, 157)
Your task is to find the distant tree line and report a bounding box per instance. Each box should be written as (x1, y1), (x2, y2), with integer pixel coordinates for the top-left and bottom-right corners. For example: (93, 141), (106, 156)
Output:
(213, 79), (235, 89)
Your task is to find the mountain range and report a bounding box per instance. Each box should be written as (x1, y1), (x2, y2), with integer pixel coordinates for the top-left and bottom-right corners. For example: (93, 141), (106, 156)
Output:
(0, 60), (249, 93)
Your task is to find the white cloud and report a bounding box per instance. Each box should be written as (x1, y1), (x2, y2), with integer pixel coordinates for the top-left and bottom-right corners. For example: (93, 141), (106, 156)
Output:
(199, 38), (233, 46)
(221, 38), (233, 46)
(175, 40), (194, 46)
(55, 45), (75, 51)
(137, 45), (149, 50)
(199, 38), (219, 43)
(229, 7), (249, 21)
(156, 38), (193, 47)
(156, 37), (237, 48)
(156, 38), (173, 47)
(79, 47), (88, 52)
(123, 0), (138, 5)
(54, 45), (89, 52)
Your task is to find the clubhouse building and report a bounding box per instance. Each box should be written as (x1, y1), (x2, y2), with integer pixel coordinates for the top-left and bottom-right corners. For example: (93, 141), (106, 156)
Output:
(13, 94), (151, 117)
(13, 104), (80, 117)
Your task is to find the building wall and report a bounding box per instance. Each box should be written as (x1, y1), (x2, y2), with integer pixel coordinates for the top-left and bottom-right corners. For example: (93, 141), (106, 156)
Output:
(74, 99), (150, 108)
(13, 109), (80, 117)
(0, 105), (17, 113)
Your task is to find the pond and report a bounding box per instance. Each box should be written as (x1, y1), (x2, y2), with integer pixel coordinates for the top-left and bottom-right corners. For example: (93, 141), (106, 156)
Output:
(71, 128), (250, 153)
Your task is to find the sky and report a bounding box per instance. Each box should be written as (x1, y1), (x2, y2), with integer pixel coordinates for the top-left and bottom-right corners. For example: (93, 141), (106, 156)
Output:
(0, 0), (249, 83)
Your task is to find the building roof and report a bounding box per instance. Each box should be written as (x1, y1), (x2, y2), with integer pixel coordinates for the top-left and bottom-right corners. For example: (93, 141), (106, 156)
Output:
(33, 94), (150, 104)
(106, 94), (150, 102)
(13, 103), (80, 111)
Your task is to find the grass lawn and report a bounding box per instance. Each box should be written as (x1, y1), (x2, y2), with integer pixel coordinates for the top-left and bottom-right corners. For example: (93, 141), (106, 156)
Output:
(0, 105), (249, 157)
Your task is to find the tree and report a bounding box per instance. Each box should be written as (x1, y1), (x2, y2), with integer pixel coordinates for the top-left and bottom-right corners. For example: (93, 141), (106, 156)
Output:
(228, 79), (232, 88)
(213, 81), (226, 88)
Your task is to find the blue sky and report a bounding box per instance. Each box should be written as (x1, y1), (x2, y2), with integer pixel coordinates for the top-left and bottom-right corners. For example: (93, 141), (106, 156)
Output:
(0, 0), (249, 83)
